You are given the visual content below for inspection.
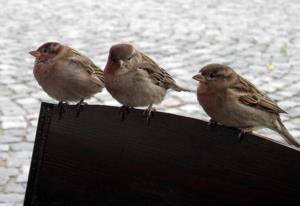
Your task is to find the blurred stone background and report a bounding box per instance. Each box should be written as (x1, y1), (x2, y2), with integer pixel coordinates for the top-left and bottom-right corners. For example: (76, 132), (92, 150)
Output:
(0, 0), (300, 205)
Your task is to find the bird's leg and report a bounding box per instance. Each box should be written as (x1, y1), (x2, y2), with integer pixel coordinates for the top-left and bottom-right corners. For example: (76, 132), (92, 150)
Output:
(57, 101), (68, 120)
(144, 103), (155, 126)
(119, 105), (130, 121)
(238, 128), (253, 142)
(76, 99), (87, 117)
(208, 119), (218, 130)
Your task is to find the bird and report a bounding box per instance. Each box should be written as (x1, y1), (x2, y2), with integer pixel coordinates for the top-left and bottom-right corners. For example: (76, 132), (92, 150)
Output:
(104, 43), (190, 124)
(192, 63), (300, 147)
(29, 42), (104, 118)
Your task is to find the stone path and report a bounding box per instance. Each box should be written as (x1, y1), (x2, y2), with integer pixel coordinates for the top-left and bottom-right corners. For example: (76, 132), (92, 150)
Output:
(1, 0), (300, 205)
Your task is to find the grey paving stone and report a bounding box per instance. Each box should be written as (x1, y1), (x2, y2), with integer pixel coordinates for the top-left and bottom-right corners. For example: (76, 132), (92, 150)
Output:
(0, 104), (26, 116)
(6, 152), (32, 168)
(0, 144), (9, 152)
(7, 84), (29, 94)
(15, 97), (39, 106)
(0, 136), (23, 144)
(4, 183), (26, 194)
(0, 86), (13, 97)
(160, 96), (183, 108)
(0, 169), (18, 186)
(0, 203), (15, 206)
(0, 176), (10, 186)
(2, 129), (26, 137)
(1, 116), (27, 130)
(10, 143), (33, 152)
(16, 165), (29, 183)
(279, 100), (299, 109)
(0, 194), (24, 204)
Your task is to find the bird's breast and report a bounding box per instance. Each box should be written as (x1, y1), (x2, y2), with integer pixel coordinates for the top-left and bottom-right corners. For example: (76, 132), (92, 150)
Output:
(104, 71), (136, 93)
(197, 85), (217, 102)
(197, 85), (224, 118)
(197, 91), (219, 108)
(104, 71), (166, 107)
(104, 62), (120, 75)
(33, 63), (51, 82)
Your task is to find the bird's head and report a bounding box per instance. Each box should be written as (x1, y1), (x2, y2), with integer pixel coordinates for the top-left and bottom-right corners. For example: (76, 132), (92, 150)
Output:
(30, 42), (63, 63)
(193, 64), (238, 90)
(105, 43), (139, 75)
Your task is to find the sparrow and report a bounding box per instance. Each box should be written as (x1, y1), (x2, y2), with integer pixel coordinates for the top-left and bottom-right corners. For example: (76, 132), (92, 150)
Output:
(104, 43), (190, 124)
(193, 63), (300, 147)
(30, 42), (104, 117)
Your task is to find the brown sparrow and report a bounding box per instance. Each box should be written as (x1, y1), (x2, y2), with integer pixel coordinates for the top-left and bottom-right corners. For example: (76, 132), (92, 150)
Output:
(30, 42), (104, 117)
(104, 43), (190, 124)
(193, 63), (299, 147)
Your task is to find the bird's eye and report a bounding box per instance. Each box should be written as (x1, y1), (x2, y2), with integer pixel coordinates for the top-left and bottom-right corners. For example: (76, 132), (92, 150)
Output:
(207, 73), (216, 80)
(127, 56), (132, 61)
(43, 48), (47, 54)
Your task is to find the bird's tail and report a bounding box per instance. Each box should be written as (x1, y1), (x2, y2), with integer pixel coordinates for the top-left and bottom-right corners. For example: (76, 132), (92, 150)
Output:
(273, 118), (300, 147)
(171, 84), (191, 92)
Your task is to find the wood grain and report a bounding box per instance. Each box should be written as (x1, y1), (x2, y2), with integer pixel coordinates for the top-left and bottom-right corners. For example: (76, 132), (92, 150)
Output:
(24, 102), (300, 206)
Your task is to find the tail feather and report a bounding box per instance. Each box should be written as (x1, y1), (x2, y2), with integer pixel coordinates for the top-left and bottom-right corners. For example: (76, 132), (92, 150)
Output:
(171, 84), (191, 92)
(274, 119), (300, 147)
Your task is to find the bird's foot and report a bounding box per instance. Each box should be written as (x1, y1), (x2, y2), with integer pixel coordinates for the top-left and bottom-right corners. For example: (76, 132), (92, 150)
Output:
(119, 106), (130, 121)
(57, 101), (68, 120)
(76, 99), (87, 117)
(144, 104), (155, 126)
(208, 119), (218, 130)
(238, 128), (252, 142)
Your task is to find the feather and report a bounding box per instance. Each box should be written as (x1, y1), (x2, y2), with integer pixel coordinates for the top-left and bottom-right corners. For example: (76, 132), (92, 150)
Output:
(138, 53), (189, 91)
(232, 76), (287, 114)
(67, 51), (105, 87)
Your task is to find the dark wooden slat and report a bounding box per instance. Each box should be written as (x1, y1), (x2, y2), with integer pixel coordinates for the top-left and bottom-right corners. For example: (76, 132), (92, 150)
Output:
(24, 102), (300, 206)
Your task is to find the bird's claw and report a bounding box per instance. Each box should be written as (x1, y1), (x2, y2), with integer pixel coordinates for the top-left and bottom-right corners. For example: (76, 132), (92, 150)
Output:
(57, 101), (68, 120)
(208, 119), (218, 130)
(76, 99), (87, 117)
(238, 130), (245, 142)
(119, 106), (130, 121)
(144, 107), (155, 126)
(238, 128), (252, 142)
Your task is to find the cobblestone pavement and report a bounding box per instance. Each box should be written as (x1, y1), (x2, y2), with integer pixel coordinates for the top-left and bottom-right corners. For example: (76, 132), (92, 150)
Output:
(1, 0), (300, 204)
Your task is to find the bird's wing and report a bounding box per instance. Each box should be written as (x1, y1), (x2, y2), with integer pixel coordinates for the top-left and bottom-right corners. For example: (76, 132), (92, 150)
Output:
(137, 52), (176, 89)
(67, 49), (105, 87)
(231, 76), (287, 114)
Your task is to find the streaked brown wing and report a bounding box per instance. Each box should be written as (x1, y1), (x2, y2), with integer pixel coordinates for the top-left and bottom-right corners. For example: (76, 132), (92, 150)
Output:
(138, 53), (176, 89)
(233, 76), (287, 114)
(93, 69), (105, 85)
(68, 52), (105, 87)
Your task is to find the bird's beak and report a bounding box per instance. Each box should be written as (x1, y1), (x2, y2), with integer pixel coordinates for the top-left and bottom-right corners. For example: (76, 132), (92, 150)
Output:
(192, 74), (206, 82)
(29, 51), (41, 58)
